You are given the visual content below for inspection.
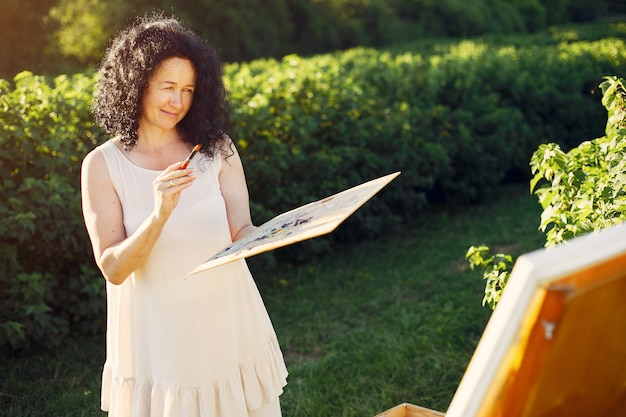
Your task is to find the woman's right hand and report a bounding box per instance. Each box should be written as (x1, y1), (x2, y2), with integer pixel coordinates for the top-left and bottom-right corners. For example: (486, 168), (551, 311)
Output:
(152, 163), (196, 219)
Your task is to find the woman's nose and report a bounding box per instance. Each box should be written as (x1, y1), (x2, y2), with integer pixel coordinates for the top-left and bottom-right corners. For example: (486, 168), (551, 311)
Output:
(168, 90), (183, 107)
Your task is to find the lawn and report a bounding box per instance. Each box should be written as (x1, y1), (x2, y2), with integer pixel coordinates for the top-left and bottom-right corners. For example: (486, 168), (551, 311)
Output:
(0, 183), (545, 417)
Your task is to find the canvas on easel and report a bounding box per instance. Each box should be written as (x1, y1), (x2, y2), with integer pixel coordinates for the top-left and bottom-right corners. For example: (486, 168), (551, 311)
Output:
(376, 221), (626, 416)
(189, 172), (400, 275)
(445, 221), (626, 416)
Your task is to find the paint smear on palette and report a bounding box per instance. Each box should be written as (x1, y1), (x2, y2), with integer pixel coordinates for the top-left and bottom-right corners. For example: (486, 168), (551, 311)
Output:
(188, 171), (400, 275)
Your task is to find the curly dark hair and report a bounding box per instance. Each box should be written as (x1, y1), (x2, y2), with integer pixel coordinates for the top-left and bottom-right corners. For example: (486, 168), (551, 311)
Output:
(92, 12), (233, 157)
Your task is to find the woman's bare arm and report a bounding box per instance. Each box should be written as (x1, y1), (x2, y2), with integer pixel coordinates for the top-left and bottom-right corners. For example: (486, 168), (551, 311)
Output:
(218, 142), (256, 242)
(80, 148), (195, 284)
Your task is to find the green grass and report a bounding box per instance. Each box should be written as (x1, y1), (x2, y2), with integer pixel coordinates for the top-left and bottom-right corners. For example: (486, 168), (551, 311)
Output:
(0, 334), (105, 416)
(0, 183), (545, 416)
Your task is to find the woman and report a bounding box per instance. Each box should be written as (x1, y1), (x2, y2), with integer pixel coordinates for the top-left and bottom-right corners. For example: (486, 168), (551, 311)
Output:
(81, 13), (288, 417)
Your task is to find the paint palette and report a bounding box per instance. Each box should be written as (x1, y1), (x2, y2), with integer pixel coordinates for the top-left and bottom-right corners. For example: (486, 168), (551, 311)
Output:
(189, 172), (400, 275)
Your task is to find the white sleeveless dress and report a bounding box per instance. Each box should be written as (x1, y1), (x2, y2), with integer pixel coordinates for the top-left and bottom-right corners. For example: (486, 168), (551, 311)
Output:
(98, 140), (288, 417)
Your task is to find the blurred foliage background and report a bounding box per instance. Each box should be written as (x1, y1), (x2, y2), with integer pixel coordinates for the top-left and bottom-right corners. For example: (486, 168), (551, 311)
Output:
(1, 0), (626, 78)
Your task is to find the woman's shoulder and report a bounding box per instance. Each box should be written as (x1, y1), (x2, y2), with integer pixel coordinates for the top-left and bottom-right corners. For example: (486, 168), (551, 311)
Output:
(88, 137), (124, 156)
(82, 138), (120, 170)
(215, 135), (237, 160)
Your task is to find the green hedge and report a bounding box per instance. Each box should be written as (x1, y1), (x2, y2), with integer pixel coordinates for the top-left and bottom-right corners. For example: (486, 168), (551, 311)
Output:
(229, 37), (626, 215)
(0, 71), (105, 350)
(1, 29), (625, 350)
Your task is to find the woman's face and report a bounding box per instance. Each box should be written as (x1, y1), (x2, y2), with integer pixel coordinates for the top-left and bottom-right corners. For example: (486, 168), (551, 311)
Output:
(140, 57), (196, 132)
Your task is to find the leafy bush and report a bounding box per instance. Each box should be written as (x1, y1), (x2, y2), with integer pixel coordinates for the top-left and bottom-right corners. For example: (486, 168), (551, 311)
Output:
(229, 37), (626, 211)
(467, 75), (626, 309)
(0, 72), (106, 351)
(466, 246), (514, 309)
(531, 76), (626, 245)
